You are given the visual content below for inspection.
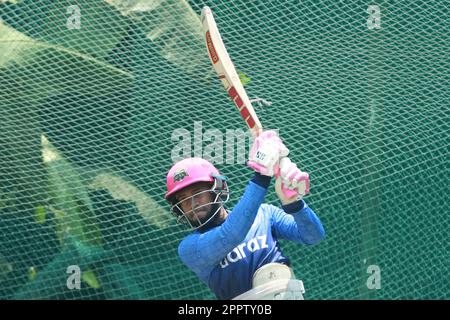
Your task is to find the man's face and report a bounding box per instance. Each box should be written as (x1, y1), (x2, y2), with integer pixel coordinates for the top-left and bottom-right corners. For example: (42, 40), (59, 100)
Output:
(175, 182), (214, 225)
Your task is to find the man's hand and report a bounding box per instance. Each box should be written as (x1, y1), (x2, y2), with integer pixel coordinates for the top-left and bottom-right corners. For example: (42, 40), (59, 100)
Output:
(275, 157), (310, 205)
(247, 130), (289, 177)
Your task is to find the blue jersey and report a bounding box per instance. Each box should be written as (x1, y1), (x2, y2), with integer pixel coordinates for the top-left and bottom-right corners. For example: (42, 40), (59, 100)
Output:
(178, 174), (325, 300)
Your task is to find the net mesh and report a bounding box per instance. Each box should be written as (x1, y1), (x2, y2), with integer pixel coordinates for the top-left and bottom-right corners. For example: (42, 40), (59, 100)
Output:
(0, 0), (447, 300)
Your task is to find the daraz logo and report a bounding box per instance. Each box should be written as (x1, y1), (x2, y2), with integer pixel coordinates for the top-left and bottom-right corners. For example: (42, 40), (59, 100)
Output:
(219, 235), (268, 268)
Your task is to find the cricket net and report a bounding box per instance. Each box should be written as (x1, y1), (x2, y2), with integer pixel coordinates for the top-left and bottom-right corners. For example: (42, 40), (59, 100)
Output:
(0, 0), (447, 299)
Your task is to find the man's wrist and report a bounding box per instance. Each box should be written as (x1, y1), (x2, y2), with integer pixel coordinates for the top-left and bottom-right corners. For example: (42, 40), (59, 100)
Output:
(251, 172), (272, 189)
(281, 199), (306, 214)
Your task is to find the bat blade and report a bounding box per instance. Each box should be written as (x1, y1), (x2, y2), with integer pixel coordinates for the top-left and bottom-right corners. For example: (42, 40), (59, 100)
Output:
(201, 7), (298, 198)
(201, 6), (262, 137)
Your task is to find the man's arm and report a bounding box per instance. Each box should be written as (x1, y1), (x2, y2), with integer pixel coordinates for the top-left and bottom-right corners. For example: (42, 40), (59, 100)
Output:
(178, 173), (271, 278)
(269, 201), (325, 245)
(270, 157), (325, 244)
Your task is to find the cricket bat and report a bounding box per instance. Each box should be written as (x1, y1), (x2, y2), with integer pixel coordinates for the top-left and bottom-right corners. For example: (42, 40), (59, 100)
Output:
(201, 6), (298, 198)
(201, 6), (262, 138)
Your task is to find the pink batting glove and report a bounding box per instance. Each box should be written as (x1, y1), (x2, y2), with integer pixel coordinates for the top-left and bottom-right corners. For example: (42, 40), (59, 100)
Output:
(275, 157), (310, 204)
(247, 130), (289, 177)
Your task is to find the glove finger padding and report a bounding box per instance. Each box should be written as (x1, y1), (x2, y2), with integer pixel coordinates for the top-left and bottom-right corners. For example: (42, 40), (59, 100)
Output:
(279, 157), (310, 196)
(275, 176), (299, 205)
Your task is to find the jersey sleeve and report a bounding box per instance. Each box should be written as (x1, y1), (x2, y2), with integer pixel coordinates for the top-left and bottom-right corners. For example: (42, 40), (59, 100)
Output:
(269, 200), (325, 245)
(178, 173), (270, 281)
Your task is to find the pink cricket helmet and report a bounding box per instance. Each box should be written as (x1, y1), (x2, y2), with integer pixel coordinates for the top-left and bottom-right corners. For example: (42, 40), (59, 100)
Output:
(165, 157), (222, 201)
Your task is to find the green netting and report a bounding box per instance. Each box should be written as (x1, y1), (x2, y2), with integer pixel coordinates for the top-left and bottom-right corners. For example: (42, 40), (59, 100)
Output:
(0, 0), (447, 300)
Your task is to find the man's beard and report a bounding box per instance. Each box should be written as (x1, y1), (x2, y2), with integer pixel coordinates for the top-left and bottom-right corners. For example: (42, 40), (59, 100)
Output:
(197, 202), (223, 233)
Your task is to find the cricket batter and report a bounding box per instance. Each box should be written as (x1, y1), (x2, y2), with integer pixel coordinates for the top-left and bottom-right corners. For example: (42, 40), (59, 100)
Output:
(164, 130), (325, 299)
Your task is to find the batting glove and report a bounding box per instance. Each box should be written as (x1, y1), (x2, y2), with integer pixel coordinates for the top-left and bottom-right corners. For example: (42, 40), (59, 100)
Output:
(275, 157), (310, 204)
(247, 130), (289, 177)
